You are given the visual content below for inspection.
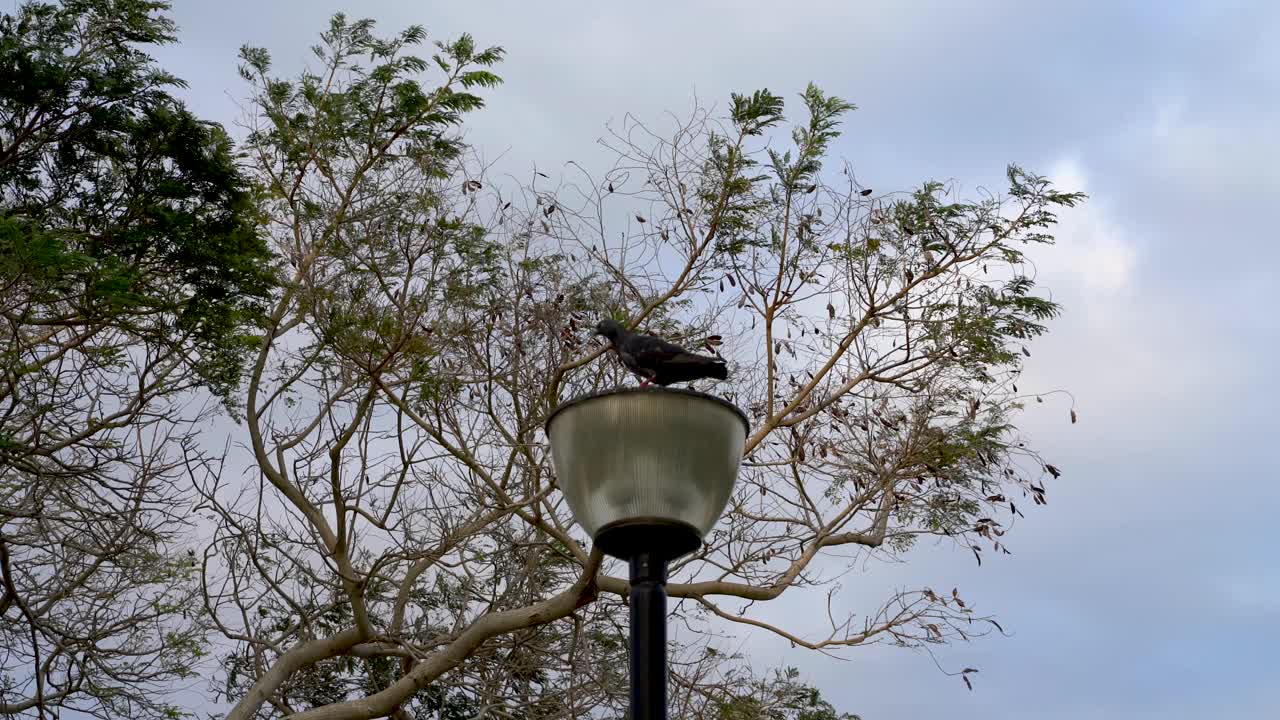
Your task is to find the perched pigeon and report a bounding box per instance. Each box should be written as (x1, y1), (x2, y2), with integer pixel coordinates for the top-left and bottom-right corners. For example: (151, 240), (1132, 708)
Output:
(595, 319), (729, 387)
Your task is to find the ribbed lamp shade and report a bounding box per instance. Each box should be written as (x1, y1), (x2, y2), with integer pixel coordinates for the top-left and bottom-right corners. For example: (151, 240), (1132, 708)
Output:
(545, 388), (748, 560)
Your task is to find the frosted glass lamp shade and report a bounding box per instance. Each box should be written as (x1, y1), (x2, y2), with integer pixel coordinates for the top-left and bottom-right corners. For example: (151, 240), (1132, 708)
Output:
(545, 388), (748, 560)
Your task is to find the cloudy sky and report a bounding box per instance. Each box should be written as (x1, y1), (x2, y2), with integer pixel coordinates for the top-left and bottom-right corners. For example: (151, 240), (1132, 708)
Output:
(150, 1), (1278, 717)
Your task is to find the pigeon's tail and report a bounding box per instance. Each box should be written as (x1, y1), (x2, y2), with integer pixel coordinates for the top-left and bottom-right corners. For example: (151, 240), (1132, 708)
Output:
(672, 352), (728, 381)
(705, 357), (729, 380)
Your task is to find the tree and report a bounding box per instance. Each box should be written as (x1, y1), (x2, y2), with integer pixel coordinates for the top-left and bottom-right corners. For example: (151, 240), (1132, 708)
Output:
(0, 1), (274, 717)
(206, 14), (1081, 720)
(714, 667), (861, 720)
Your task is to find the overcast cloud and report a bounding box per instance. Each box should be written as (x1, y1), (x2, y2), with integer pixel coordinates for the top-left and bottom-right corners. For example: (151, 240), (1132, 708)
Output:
(146, 1), (1279, 717)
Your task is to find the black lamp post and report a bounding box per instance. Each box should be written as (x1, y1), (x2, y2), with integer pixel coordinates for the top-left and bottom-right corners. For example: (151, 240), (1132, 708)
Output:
(545, 388), (748, 720)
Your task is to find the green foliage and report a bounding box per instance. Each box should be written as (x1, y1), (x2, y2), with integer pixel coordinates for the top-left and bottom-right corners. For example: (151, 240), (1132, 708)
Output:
(239, 13), (505, 396)
(768, 84), (855, 191)
(697, 90), (785, 253)
(717, 667), (861, 720)
(238, 13), (503, 191)
(1, 2), (269, 718)
(701, 85), (857, 256)
(1, 0), (276, 402)
(730, 89), (787, 136)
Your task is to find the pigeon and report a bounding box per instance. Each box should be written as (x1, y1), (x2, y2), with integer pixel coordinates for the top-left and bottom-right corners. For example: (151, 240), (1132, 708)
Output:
(595, 319), (729, 387)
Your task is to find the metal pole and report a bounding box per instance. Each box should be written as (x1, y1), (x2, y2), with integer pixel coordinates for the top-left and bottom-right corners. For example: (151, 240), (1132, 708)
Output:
(629, 550), (668, 720)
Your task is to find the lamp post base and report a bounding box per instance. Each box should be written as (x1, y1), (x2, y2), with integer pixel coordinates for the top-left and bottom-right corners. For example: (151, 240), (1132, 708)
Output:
(629, 551), (668, 720)
(594, 520), (696, 720)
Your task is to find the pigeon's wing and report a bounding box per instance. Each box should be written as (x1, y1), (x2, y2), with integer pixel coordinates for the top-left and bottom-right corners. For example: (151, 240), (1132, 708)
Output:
(614, 347), (649, 378)
(625, 334), (690, 367)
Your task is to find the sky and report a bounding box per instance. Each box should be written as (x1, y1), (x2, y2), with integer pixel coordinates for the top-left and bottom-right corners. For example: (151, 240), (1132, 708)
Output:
(144, 0), (1280, 717)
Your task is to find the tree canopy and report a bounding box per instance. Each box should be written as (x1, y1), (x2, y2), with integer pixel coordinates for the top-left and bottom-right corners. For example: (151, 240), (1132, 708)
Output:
(1, 1), (274, 717)
(1, 5), (1082, 720)
(203, 12), (1080, 720)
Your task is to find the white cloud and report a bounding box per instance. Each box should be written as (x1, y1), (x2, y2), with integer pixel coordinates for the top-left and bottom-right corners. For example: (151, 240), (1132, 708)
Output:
(1035, 157), (1138, 296)
(1144, 95), (1280, 195)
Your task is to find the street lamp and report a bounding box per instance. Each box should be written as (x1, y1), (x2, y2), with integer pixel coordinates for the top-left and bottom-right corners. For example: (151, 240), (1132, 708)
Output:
(545, 387), (748, 720)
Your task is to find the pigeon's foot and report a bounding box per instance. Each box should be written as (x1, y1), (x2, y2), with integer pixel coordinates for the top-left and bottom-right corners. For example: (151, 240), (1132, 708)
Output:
(638, 378), (652, 388)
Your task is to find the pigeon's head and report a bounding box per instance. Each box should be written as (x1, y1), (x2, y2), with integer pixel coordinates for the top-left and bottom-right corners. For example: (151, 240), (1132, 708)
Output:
(594, 319), (625, 344)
